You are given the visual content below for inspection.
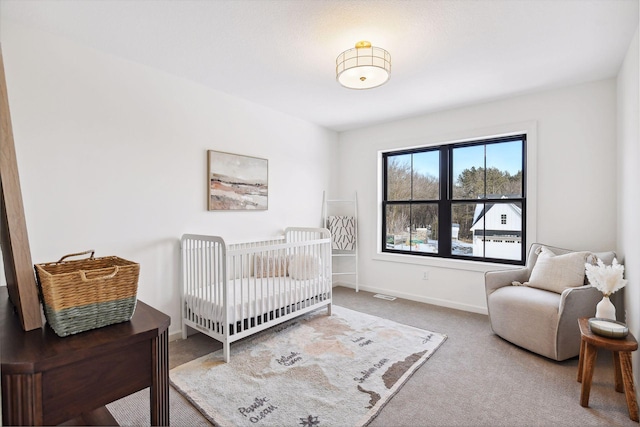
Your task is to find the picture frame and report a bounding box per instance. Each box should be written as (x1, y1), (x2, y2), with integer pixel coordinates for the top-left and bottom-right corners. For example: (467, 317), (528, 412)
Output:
(207, 150), (268, 211)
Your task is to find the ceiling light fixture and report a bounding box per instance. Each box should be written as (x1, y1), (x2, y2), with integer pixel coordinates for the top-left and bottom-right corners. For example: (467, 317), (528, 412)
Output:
(336, 41), (391, 90)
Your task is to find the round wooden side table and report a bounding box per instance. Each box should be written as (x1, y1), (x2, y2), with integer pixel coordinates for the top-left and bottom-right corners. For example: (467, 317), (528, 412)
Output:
(577, 317), (639, 422)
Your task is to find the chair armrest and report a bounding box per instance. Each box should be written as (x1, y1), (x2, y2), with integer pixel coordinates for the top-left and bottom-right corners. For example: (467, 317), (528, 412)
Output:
(555, 285), (603, 360)
(558, 285), (601, 316)
(484, 267), (529, 295)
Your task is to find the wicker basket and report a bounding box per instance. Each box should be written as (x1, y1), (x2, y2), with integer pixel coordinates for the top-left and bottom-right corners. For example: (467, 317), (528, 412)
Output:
(34, 250), (139, 337)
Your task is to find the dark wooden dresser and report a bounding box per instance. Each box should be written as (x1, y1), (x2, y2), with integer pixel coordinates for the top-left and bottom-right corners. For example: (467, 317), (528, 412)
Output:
(1, 293), (170, 425)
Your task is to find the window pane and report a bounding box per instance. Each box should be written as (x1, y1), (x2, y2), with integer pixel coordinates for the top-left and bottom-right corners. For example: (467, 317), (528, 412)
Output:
(452, 145), (485, 199)
(382, 134), (525, 265)
(410, 204), (439, 254)
(412, 151), (439, 200)
(385, 204), (410, 250)
(452, 203), (477, 256)
(486, 140), (523, 198)
(484, 202), (522, 260)
(455, 201), (522, 260)
(386, 154), (411, 200)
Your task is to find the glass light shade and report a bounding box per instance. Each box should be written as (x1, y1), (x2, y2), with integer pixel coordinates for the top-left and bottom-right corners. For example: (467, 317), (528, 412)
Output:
(336, 41), (391, 90)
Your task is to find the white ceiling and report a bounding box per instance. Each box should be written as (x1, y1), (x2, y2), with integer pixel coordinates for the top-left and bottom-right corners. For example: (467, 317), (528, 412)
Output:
(1, 0), (638, 132)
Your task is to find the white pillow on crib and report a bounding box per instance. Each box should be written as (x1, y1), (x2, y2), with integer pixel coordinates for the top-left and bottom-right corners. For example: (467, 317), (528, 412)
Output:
(288, 254), (321, 280)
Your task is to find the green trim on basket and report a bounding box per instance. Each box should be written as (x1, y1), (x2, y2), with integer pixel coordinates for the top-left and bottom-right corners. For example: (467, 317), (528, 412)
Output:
(43, 296), (137, 337)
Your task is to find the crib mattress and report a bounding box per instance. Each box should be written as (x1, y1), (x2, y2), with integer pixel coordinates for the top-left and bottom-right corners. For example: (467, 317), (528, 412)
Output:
(184, 276), (330, 324)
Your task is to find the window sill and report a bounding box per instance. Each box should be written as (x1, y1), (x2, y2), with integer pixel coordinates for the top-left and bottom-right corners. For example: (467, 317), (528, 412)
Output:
(372, 251), (523, 273)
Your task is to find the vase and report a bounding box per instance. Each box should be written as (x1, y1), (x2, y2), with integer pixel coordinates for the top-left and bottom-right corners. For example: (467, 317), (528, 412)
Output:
(595, 296), (616, 320)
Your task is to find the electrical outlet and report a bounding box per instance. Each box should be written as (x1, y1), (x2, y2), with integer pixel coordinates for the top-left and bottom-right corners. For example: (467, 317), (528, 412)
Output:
(422, 271), (429, 280)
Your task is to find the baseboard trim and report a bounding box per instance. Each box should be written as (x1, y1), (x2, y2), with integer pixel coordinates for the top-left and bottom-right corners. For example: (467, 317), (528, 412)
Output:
(169, 330), (184, 342)
(336, 283), (489, 315)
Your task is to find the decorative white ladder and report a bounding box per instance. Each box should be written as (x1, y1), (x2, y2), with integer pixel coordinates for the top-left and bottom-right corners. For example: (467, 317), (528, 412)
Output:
(322, 191), (358, 292)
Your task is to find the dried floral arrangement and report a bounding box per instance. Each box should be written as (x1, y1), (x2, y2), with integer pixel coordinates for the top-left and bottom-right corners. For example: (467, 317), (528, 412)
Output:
(585, 258), (627, 297)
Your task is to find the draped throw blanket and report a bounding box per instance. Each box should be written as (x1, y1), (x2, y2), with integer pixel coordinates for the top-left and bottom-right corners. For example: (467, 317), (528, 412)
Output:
(327, 216), (356, 251)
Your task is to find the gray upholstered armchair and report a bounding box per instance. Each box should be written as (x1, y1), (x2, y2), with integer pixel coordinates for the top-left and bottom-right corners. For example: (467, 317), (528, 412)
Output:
(485, 243), (616, 361)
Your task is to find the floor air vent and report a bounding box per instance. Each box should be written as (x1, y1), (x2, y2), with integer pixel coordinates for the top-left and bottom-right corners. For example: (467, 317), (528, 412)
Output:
(373, 294), (397, 301)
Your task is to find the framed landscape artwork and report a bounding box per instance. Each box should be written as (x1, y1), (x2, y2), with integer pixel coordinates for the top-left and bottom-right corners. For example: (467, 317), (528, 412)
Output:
(207, 150), (268, 211)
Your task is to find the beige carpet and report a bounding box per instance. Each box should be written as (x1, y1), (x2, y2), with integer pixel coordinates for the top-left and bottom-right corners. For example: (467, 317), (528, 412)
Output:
(169, 305), (446, 427)
(107, 287), (640, 426)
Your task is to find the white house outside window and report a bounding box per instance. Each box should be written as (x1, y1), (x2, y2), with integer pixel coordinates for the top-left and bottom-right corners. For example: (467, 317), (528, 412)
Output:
(382, 135), (527, 265)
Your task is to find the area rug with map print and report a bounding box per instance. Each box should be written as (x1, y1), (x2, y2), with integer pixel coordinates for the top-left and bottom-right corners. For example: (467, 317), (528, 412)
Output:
(170, 305), (447, 427)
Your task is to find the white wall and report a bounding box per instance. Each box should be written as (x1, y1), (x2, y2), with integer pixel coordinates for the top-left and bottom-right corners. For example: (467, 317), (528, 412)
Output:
(617, 26), (639, 395)
(338, 79), (618, 313)
(0, 17), (630, 336)
(0, 22), (338, 337)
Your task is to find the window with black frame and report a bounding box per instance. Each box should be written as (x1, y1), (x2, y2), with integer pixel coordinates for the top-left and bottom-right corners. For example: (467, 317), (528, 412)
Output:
(382, 135), (526, 265)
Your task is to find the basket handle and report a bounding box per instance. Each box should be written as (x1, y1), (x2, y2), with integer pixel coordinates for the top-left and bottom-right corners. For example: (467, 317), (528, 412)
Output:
(57, 250), (95, 263)
(79, 265), (119, 282)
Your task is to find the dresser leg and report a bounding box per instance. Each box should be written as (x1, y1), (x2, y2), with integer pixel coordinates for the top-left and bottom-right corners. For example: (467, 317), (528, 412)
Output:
(151, 328), (170, 426)
(2, 372), (43, 425)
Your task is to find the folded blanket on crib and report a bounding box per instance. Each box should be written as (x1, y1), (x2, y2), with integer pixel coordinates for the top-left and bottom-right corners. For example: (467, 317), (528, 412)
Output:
(327, 216), (356, 251)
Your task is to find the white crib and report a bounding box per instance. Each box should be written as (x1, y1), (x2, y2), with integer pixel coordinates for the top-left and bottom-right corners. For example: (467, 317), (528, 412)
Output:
(181, 227), (332, 362)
